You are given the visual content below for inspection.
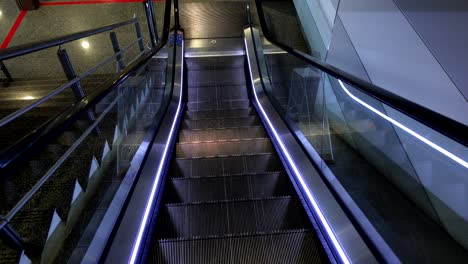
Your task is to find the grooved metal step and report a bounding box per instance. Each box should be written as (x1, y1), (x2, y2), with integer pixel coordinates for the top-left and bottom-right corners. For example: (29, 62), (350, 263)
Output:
(181, 116), (262, 130)
(179, 126), (267, 142)
(188, 84), (248, 102)
(188, 68), (246, 87)
(175, 138), (273, 158)
(180, 1), (247, 39)
(184, 108), (255, 120)
(185, 56), (244, 70)
(147, 53), (329, 264)
(155, 197), (310, 239)
(187, 99), (250, 112)
(149, 229), (326, 264)
(165, 172), (294, 203)
(172, 153), (284, 178)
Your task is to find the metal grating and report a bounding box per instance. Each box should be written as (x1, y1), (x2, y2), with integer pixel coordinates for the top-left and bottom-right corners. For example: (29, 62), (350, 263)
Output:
(179, 1), (248, 39)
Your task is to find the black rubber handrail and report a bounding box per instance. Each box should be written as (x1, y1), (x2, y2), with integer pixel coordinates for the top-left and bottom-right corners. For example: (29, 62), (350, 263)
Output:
(0, 0), (173, 174)
(0, 18), (139, 61)
(253, 0), (467, 145)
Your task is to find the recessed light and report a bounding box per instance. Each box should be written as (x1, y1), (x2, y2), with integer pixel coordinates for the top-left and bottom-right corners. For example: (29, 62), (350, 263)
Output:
(23, 96), (34, 100)
(81, 41), (90, 49)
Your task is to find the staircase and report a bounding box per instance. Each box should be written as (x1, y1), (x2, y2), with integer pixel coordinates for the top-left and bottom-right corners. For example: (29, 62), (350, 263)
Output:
(0, 58), (167, 263)
(147, 55), (328, 263)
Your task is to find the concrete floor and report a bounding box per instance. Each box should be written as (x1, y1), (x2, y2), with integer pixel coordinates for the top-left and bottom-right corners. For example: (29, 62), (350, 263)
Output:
(0, 0), (20, 46)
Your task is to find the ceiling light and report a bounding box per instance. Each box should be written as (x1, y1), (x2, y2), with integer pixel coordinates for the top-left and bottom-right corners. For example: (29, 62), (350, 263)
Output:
(81, 41), (90, 49)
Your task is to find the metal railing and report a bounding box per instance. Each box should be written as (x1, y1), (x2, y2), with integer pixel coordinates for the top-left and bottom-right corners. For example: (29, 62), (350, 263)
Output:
(0, 36), (143, 128)
(0, 17), (148, 127)
(0, 0), (172, 254)
(0, 18), (139, 61)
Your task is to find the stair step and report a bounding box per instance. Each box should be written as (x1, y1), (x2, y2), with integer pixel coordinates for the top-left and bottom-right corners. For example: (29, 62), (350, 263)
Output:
(181, 116), (262, 130)
(175, 138), (273, 158)
(149, 229), (325, 264)
(187, 99), (250, 112)
(155, 197), (310, 239)
(184, 108), (255, 120)
(179, 126), (267, 142)
(172, 153), (283, 178)
(0, 99), (73, 110)
(9, 207), (56, 258)
(166, 172), (293, 203)
(0, 239), (20, 264)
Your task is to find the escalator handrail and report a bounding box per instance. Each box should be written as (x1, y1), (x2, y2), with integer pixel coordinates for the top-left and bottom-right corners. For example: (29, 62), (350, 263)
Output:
(0, 0), (173, 174)
(0, 18), (138, 61)
(253, 0), (467, 146)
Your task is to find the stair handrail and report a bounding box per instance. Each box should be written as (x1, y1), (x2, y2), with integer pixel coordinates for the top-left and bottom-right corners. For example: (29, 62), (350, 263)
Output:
(0, 0), (172, 175)
(252, 0), (467, 145)
(0, 36), (144, 128)
(0, 18), (138, 61)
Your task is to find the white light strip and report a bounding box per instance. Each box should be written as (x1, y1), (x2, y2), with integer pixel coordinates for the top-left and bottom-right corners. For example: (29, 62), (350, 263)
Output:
(129, 42), (184, 264)
(244, 37), (351, 264)
(338, 80), (468, 169)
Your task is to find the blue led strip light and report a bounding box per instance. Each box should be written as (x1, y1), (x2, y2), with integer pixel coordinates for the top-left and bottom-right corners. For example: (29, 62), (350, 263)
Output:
(338, 80), (468, 169)
(129, 42), (184, 264)
(244, 37), (351, 264)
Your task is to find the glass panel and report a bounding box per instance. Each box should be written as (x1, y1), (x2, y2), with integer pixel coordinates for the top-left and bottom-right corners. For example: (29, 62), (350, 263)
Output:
(256, 38), (468, 262)
(0, 46), (169, 262)
(258, 0), (466, 125)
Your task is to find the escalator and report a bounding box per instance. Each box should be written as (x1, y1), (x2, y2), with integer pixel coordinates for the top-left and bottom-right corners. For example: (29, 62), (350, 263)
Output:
(105, 1), (371, 263)
(108, 1), (467, 264)
(147, 54), (329, 263)
(0, 0), (467, 263)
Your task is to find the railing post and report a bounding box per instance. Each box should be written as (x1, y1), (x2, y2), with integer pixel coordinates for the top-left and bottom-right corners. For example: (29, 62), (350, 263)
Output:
(0, 61), (13, 86)
(143, 0), (158, 47)
(57, 47), (85, 99)
(134, 19), (146, 52)
(110, 32), (126, 71)
(57, 47), (98, 126)
(0, 220), (25, 252)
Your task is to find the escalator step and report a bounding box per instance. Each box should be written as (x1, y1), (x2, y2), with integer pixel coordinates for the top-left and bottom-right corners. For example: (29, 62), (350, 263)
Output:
(188, 84), (248, 103)
(187, 68), (246, 87)
(175, 138), (274, 158)
(149, 230), (326, 264)
(181, 116), (262, 130)
(165, 172), (294, 203)
(184, 108), (255, 120)
(185, 56), (244, 71)
(179, 126), (267, 142)
(155, 197), (310, 239)
(187, 99), (250, 112)
(172, 153), (284, 178)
